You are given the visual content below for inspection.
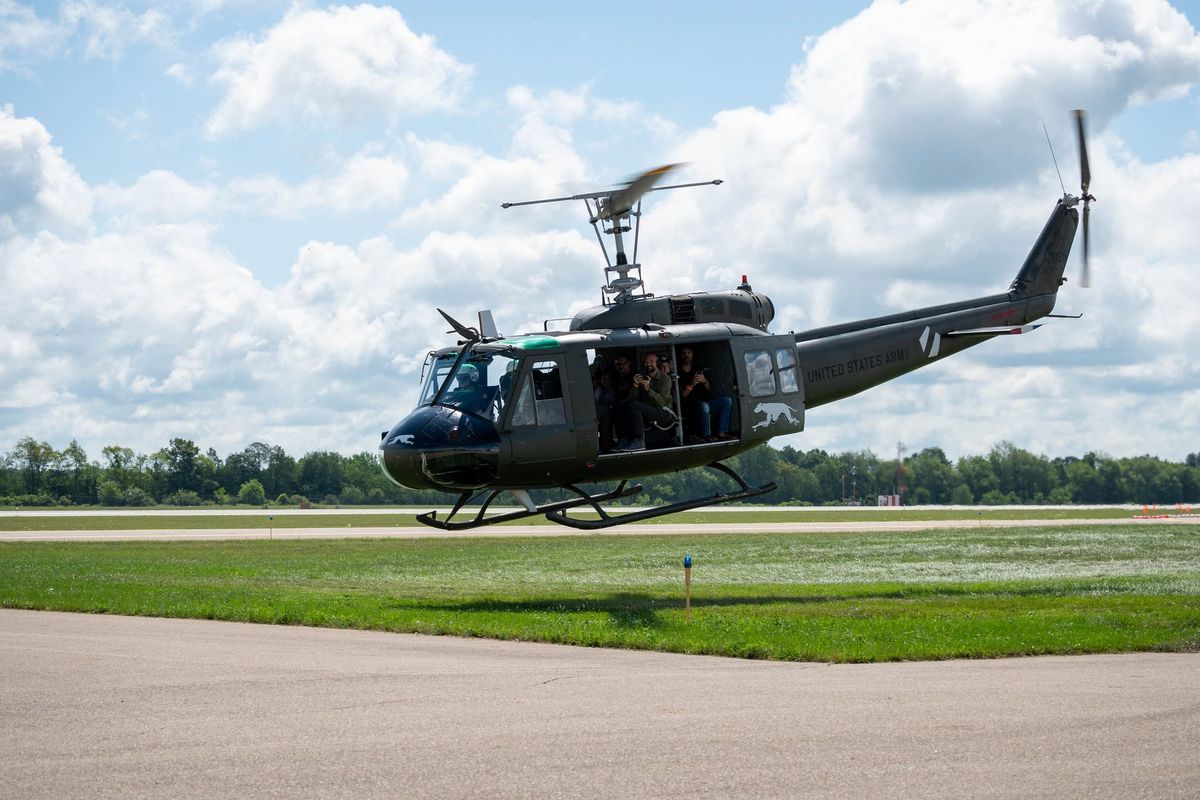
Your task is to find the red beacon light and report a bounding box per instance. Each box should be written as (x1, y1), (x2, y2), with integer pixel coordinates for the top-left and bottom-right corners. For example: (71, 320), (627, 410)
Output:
(738, 273), (753, 292)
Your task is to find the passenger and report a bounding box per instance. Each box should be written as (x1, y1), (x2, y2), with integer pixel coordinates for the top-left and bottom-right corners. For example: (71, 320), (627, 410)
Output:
(589, 352), (608, 383)
(678, 347), (734, 442)
(614, 352), (674, 451)
(658, 354), (672, 379)
(609, 355), (636, 445)
(594, 370), (617, 453)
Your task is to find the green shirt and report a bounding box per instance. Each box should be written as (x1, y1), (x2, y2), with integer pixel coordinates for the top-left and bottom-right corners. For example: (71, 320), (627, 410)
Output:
(636, 371), (673, 408)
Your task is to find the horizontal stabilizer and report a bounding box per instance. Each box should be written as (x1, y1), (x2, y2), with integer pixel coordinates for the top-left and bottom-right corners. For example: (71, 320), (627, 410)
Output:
(944, 323), (1043, 339)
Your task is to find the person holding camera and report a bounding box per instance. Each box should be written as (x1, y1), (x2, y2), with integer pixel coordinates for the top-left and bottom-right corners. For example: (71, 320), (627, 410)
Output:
(678, 346), (734, 442)
(613, 352), (674, 451)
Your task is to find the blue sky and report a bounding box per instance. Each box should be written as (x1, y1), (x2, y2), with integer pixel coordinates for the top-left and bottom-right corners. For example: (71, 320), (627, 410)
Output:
(2, 1), (1199, 462)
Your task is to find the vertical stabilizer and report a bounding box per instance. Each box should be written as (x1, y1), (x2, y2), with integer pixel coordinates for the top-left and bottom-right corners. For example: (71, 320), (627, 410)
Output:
(1009, 201), (1079, 297)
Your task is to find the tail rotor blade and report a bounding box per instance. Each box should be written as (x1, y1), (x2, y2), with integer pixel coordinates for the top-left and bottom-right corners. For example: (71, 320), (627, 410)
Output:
(1080, 203), (1091, 288)
(1073, 109), (1090, 195)
(1072, 109), (1094, 288)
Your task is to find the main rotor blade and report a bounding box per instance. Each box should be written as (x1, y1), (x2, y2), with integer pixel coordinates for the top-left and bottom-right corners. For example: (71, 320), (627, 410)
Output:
(1079, 203), (1092, 288)
(1073, 109), (1090, 195)
(601, 163), (681, 220)
(437, 308), (479, 341)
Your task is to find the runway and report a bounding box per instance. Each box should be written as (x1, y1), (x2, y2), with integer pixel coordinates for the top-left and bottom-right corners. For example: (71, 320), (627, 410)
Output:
(0, 515), (1193, 542)
(1, 609), (1196, 799)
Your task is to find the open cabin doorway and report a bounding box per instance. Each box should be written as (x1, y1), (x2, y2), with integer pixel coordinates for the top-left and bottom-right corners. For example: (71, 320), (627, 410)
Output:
(589, 341), (739, 456)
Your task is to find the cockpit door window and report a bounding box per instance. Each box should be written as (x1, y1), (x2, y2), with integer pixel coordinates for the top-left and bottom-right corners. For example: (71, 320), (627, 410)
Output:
(744, 350), (777, 397)
(508, 359), (567, 427)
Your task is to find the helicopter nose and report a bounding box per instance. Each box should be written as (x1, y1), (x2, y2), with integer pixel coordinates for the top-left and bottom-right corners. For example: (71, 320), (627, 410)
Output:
(379, 406), (501, 491)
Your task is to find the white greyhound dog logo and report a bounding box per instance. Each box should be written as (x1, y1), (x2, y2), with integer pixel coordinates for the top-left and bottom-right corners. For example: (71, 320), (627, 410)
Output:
(752, 402), (800, 430)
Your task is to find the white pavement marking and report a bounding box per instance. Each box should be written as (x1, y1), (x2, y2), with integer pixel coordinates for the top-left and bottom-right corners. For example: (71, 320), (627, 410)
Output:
(0, 516), (1194, 542)
(0, 609), (1197, 800)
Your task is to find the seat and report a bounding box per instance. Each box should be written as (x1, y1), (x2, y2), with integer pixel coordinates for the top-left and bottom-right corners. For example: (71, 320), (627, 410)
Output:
(643, 406), (680, 448)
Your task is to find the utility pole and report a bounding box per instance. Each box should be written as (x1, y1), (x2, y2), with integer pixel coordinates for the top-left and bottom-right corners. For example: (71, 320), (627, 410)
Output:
(896, 442), (907, 505)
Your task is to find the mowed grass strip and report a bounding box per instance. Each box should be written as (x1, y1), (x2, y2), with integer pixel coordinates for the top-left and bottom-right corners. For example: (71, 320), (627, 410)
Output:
(0, 506), (1149, 531)
(2, 525), (1198, 662)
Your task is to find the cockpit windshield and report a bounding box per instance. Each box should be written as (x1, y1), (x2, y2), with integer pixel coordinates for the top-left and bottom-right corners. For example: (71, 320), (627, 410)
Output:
(417, 347), (522, 423)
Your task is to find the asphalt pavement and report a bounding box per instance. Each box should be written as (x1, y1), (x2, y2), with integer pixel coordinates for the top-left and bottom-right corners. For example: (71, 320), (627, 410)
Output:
(2, 609), (1197, 799)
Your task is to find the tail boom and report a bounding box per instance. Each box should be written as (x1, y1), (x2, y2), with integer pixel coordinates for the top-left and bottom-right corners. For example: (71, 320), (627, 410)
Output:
(795, 200), (1078, 409)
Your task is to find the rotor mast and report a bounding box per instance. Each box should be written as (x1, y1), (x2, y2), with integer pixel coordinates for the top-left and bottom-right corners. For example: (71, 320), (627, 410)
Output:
(500, 165), (722, 304)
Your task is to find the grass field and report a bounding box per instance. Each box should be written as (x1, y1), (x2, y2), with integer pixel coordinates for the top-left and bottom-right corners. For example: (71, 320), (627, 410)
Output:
(2, 524), (1198, 662)
(0, 506), (1151, 531)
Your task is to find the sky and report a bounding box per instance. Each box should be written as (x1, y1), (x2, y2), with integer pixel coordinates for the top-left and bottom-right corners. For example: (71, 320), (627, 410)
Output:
(2, 0), (1199, 463)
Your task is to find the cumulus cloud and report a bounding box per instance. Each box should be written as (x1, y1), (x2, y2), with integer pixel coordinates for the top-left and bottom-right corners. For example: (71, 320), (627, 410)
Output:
(60, 0), (170, 60)
(94, 169), (218, 223)
(0, 1), (168, 71)
(395, 84), (675, 232)
(0, 106), (92, 238)
(0, 1), (60, 72)
(654, 0), (1200, 308)
(164, 61), (193, 86)
(228, 151), (410, 219)
(205, 4), (472, 137)
(785, 0), (1200, 192)
(93, 151), (411, 225)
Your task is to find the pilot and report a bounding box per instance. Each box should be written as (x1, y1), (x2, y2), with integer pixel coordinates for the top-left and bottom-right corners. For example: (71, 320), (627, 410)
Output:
(678, 346), (734, 442)
(444, 363), (488, 415)
(614, 352), (674, 451)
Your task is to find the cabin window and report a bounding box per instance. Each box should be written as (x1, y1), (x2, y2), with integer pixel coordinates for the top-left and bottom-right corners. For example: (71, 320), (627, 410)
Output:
(510, 359), (566, 427)
(744, 350), (776, 397)
(776, 347), (799, 394)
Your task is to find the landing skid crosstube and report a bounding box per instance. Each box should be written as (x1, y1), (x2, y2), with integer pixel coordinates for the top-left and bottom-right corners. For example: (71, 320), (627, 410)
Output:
(416, 481), (644, 530)
(414, 462), (776, 531)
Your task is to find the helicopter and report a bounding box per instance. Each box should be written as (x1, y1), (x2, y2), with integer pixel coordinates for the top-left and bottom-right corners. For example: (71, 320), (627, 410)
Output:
(379, 111), (1095, 530)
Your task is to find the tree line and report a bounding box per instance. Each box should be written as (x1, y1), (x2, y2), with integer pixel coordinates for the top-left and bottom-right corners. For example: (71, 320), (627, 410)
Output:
(2, 436), (1198, 508)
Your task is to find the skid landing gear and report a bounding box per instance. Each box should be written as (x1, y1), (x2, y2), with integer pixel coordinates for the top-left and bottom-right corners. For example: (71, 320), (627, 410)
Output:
(546, 462), (775, 530)
(416, 481), (644, 530)
(415, 462), (774, 532)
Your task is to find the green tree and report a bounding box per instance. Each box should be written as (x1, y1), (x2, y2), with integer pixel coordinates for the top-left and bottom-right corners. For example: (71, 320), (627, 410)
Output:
(219, 443), (270, 494)
(908, 447), (955, 504)
(237, 479), (266, 506)
(957, 455), (998, 501)
(950, 484), (974, 504)
(159, 438), (202, 495)
(60, 440), (99, 504)
(98, 480), (123, 506)
(988, 441), (1053, 502)
(101, 445), (137, 489)
(10, 437), (59, 496)
(123, 487), (153, 506)
(298, 451), (345, 499)
(262, 446), (297, 499)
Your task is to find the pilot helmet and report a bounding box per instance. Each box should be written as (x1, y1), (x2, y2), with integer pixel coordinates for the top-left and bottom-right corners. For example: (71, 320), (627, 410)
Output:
(457, 363), (480, 385)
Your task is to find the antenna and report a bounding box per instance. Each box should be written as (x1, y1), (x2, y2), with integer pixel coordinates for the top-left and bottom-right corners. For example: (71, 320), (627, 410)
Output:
(501, 166), (723, 305)
(1043, 123), (1067, 196)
